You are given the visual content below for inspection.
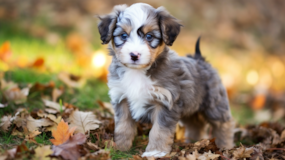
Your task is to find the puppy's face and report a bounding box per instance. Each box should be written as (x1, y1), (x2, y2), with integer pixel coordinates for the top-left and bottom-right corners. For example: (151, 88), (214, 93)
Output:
(98, 3), (181, 69)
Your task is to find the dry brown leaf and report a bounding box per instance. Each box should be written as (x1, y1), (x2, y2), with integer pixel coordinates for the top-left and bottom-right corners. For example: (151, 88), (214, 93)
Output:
(186, 150), (200, 160)
(1, 80), (29, 104)
(26, 116), (54, 132)
(11, 109), (54, 133)
(68, 110), (101, 134)
(52, 88), (63, 102)
(43, 99), (65, 111)
(85, 142), (99, 151)
(11, 128), (25, 137)
(233, 145), (254, 159)
(51, 133), (87, 160)
(34, 145), (53, 160)
(25, 130), (41, 140)
(194, 139), (210, 150)
(198, 151), (220, 160)
(50, 119), (76, 145)
(5, 143), (29, 159)
(0, 115), (11, 132)
(44, 108), (58, 114)
(58, 72), (84, 88)
(37, 110), (62, 124)
(97, 100), (114, 115)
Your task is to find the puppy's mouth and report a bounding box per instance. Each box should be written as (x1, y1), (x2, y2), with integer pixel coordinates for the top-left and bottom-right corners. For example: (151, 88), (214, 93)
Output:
(122, 62), (150, 69)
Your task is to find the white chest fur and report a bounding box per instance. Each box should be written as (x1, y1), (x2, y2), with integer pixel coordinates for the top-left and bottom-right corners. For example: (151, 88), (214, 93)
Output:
(108, 69), (154, 120)
(108, 68), (173, 121)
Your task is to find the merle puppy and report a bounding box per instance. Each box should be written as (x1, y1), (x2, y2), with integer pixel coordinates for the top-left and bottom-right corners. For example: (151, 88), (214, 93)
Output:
(98, 3), (234, 158)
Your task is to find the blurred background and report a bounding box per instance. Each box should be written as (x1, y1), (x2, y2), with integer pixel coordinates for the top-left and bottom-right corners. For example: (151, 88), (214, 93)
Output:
(1, 0), (285, 125)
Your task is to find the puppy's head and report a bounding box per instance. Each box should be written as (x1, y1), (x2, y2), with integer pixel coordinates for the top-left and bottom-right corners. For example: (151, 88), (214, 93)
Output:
(98, 3), (181, 69)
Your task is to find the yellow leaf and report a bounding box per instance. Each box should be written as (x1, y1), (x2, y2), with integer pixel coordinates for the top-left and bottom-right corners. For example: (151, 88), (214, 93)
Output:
(34, 145), (53, 160)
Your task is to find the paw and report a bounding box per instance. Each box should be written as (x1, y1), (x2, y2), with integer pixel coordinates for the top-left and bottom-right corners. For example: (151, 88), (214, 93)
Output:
(115, 140), (132, 151)
(141, 150), (167, 158)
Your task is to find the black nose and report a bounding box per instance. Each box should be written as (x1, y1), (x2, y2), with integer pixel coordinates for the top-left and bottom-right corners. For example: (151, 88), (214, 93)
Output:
(130, 52), (138, 61)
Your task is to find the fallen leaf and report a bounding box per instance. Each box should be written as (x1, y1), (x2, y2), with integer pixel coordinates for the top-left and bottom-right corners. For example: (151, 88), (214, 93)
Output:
(85, 142), (99, 152)
(37, 110), (62, 124)
(1, 80), (29, 104)
(30, 81), (55, 92)
(251, 94), (266, 110)
(68, 110), (101, 134)
(44, 108), (58, 114)
(25, 130), (41, 140)
(6, 143), (29, 159)
(186, 150), (200, 160)
(198, 150), (220, 160)
(26, 116), (54, 132)
(31, 57), (45, 68)
(50, 119), (76, 145)
(51, 133), (87, 160)
(97, 100), (114, 115)
(58, 72), (84, 88)
(52, 88), (63, 102)
(193, 139), (210, 150)
(0, 41), (12, 61)
(43, 99), (65, 112)
(11, 109), (54, 133)
(0, 115), (11, 132)
(34, 145), (53, 160)
(233, 145), (254, 159)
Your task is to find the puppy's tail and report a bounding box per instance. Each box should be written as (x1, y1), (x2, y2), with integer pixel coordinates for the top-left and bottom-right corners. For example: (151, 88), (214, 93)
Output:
(194, 36), (205, 61)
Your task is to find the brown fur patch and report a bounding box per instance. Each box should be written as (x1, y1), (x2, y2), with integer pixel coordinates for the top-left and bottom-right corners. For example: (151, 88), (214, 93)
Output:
(120, 24), (132, 35)
(148, 43), (165, 64)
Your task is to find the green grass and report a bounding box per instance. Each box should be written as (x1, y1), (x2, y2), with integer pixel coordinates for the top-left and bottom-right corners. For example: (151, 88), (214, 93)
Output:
(0, 130), (22, 150)
(110, 147), (139, 160)
(231, 104), (255, 125)
(1, 69), (109, 118)
(35, 132), (52, 145)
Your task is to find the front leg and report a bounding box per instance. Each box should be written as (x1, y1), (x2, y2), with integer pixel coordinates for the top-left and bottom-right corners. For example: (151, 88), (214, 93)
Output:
(142, 107), (179, 158)
(114, 99), (137, 151)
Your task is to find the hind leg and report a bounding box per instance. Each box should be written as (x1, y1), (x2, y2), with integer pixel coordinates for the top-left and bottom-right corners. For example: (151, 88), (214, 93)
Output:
(206, 118), (235, 149)
(180, 113), (208, 142)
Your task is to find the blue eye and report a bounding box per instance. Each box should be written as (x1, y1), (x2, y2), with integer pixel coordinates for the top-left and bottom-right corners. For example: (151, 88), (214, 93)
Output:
(146, 34), (153, 41)
(121, 33), (128, 40)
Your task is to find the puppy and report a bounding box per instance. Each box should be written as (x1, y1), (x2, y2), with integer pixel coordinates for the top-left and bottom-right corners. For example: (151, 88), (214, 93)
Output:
(98, 3), (234, 158)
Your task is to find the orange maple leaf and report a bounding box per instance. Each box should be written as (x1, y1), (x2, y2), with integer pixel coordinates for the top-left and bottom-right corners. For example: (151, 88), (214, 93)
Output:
(50, 119), (76, 145)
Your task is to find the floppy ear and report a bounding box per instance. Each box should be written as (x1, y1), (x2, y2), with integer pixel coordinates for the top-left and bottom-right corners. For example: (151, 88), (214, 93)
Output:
(156, 7), (182, 46)
(98, 5), (127, 44)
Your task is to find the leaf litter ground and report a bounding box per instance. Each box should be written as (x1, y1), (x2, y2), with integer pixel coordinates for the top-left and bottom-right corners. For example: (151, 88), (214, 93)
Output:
(1, 70), (285, 160)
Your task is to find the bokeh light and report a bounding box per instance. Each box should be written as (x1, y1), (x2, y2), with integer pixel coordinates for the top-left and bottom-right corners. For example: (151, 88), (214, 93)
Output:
(92, 51), (107, 68)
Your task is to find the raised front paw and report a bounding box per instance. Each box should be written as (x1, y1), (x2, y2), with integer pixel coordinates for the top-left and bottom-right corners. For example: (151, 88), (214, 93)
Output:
(141, 150), (168, 158)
